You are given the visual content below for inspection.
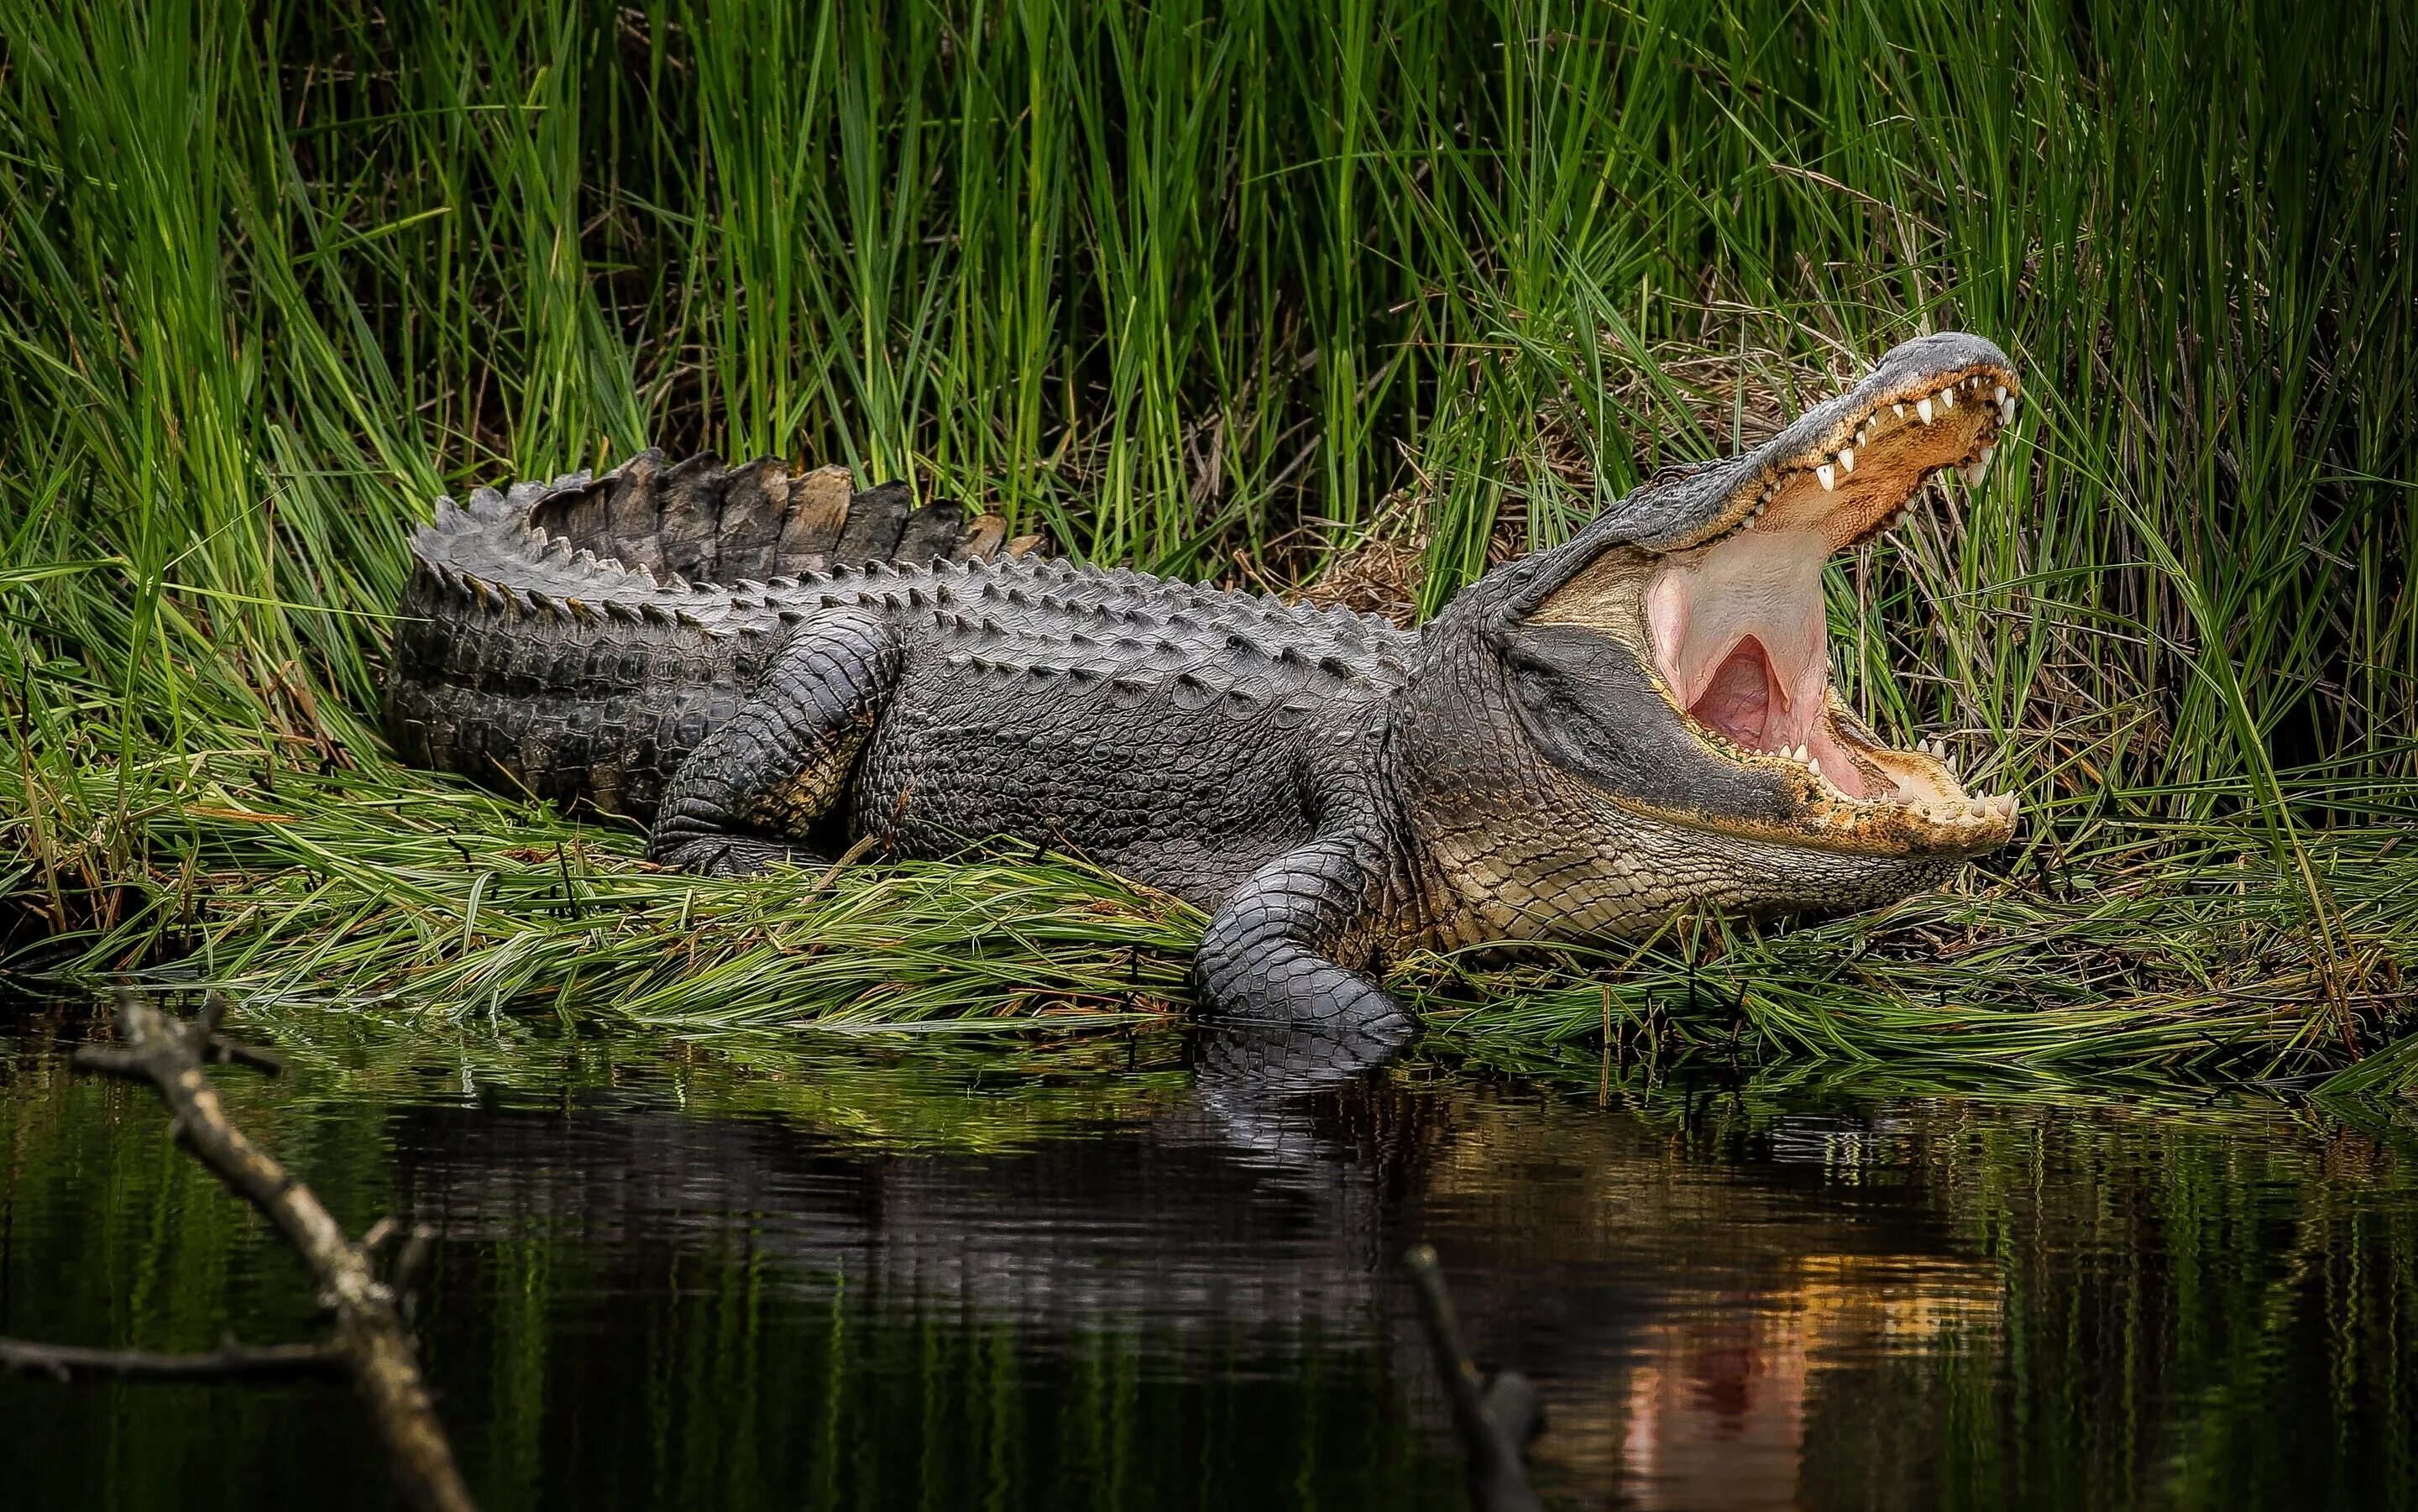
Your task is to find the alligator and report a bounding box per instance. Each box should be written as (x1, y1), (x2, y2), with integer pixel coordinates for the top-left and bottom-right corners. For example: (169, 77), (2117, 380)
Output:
(389, 332), (2022, 1052)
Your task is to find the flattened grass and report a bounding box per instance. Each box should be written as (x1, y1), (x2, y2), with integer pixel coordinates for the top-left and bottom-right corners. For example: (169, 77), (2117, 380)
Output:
(34, 753), (1199, 1035)
(18, 744), (2410, 1091)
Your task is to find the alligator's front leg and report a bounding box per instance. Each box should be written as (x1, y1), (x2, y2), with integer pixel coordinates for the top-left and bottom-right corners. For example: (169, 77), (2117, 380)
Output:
(1193, 830), (1412, 1046)
(648, 606), (901, 875)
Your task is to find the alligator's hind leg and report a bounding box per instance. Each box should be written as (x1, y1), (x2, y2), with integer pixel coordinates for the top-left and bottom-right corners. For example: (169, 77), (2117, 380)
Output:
(648, 606), (902, 876)
(1191, 830), (1412, 1060)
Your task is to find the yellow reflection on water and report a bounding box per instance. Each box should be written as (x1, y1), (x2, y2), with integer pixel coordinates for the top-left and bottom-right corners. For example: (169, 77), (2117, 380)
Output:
(1565, 1253), (2003, 1509)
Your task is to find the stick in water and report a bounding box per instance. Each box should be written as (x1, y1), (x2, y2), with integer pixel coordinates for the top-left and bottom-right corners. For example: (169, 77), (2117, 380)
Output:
(1403, 1243), (1545, 1512)
(0, 991), (476, 1512)
(0, 1338), (345, 1383)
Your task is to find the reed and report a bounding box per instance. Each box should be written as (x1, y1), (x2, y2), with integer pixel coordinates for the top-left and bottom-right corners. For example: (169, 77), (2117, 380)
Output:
(2, 0), (2412, 1088)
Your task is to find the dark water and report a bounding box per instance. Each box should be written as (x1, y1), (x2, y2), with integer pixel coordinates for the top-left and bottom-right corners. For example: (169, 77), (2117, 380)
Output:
(3, 1002), (2415, 1510)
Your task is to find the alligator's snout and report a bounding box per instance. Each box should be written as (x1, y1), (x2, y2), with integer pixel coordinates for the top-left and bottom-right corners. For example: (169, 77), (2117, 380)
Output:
(1646, 330), (2018, 553)
(1500, 332), (2023, 864)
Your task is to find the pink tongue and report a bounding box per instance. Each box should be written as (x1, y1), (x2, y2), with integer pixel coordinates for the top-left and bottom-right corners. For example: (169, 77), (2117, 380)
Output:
(1692, 639), (1778, 748)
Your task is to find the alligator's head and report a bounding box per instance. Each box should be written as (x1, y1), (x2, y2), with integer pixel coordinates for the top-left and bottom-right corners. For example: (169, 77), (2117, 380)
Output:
(1400, 332), (2021, 944)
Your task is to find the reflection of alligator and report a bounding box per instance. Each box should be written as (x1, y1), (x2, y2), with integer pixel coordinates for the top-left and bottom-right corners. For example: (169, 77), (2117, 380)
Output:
(390, 335), (2021, 1043)
(394, 1090), (1435, 1340)
(388, 1081), (2002, 1509)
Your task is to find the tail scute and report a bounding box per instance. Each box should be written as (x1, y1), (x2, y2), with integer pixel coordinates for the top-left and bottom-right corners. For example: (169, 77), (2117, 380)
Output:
(416, 451), (1023, 590)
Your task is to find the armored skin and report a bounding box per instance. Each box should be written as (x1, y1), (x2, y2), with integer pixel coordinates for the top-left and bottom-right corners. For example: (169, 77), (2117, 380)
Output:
(390, 332), (2023, 1054)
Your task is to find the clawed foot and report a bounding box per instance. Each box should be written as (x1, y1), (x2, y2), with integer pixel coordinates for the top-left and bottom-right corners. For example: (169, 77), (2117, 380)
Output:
(650, 836), (824, 876)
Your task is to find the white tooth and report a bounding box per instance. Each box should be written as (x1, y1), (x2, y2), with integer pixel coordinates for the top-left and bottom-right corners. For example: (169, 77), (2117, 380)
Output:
(1817, 463), (1837, 491)
(2000, 396), (2016, 423)
(1994, 385), (2007, 404)
(1839, 447), (1855, 473)
(1916, 396), (1934, 424)
(1856, 428), (1868, 446)
(1939, 386), (1955, 410)
(1893, 402), (1906, 418)
(1807, 756), (1822, 775)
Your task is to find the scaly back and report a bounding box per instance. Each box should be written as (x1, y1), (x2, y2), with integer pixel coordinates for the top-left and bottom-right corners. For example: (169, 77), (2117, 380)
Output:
(390, 452), (1416, 819)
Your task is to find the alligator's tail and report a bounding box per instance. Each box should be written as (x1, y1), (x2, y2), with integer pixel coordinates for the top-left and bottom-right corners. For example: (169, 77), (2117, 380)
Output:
(386, 451), (1024, 819)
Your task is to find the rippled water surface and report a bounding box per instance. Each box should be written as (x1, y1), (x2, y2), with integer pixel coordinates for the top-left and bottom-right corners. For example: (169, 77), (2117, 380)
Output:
(3, 1000), (2415, 1510)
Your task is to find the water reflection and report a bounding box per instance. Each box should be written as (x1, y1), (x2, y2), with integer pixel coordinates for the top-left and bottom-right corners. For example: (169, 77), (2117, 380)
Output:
(3, 1002), (2415, 1510)
(1597, 1253), (2002, 1509)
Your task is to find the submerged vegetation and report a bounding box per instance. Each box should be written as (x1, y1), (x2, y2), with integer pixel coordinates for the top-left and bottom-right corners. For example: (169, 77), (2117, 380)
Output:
(1, 0), (2413, 1088)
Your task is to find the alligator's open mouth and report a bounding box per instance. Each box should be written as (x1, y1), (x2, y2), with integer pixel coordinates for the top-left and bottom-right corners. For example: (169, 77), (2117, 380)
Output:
(1639, 348), (2022, 855)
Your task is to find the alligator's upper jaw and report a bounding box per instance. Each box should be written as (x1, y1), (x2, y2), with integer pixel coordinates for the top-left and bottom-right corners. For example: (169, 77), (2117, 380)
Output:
(1641, 338), (2022, 855)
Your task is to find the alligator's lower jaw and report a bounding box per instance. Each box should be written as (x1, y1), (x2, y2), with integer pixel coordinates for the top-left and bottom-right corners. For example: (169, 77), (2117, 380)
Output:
(1628, 676), (2020, 858)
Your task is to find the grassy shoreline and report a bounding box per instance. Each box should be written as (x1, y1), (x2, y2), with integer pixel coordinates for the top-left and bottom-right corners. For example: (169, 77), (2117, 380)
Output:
(15, 741), (2413, 1094)
(3, 1), (2414, 1091)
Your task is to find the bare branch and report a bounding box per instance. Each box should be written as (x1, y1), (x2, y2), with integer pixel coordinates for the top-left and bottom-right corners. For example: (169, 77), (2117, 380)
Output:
(393, 1224), (437, 1314)
(1404, 1244), (1545, 1512)
(60, 991), (477, 1512)
(0, 1337), (345, 1384)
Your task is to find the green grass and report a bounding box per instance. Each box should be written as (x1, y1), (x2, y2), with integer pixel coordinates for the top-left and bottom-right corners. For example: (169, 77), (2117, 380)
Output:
(24, 748), (2410, 1090)
(2, 0), (2414, 1089)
